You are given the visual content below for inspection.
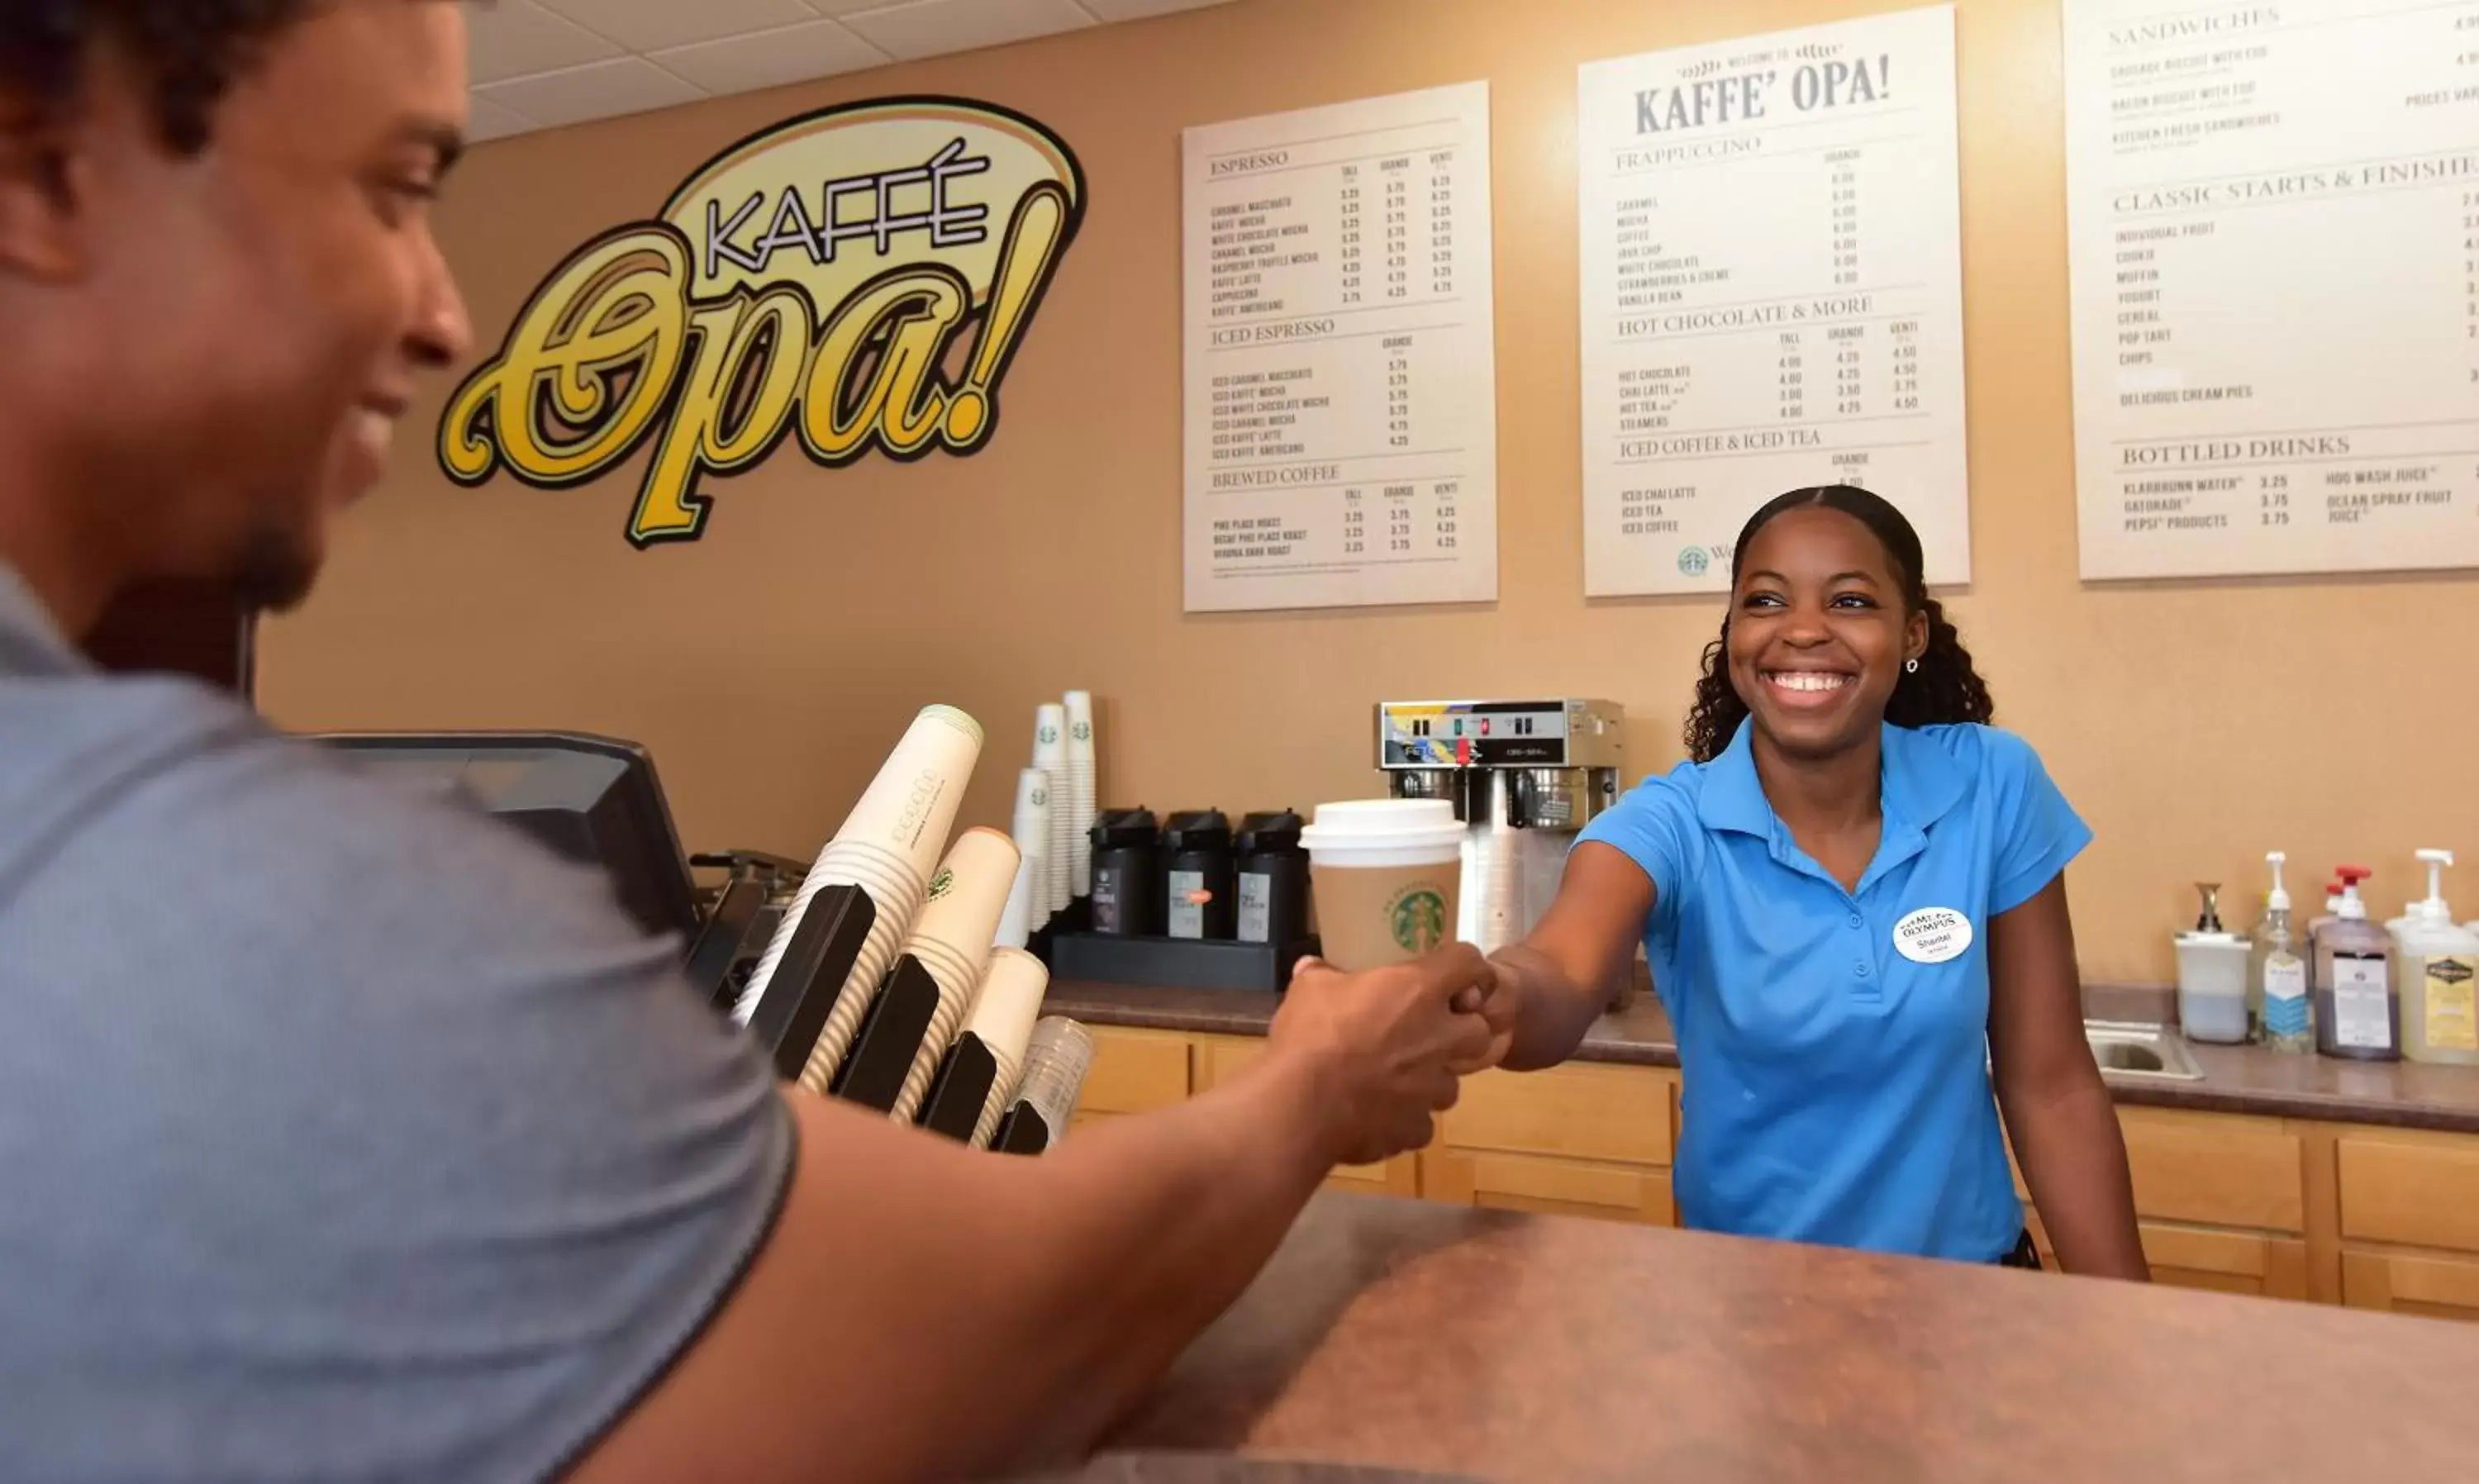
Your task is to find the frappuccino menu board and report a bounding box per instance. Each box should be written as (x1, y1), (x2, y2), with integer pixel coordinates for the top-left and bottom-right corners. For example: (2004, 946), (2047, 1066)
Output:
(1181, 83), (1499, 612)
(1577, 6), (1971, 597)
(2067, 0), (2479, 579)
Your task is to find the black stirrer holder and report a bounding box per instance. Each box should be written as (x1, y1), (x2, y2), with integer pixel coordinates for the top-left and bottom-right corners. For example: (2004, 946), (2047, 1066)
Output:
(916, 1034), (1004, 1143)
(830, 954), (943, 1113)
(746, 883), (874, 1082)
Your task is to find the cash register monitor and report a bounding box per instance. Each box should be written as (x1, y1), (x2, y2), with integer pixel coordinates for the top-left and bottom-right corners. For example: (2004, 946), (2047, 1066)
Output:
(312, 731), (702, 946)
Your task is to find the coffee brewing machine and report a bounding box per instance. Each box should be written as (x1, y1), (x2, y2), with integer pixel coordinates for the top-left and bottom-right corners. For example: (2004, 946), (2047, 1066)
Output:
(1376, 698), (1626, 952)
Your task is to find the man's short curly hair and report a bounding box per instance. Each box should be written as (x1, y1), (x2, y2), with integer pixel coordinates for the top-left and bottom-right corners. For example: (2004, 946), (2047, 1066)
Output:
(0, 2), (320, 155)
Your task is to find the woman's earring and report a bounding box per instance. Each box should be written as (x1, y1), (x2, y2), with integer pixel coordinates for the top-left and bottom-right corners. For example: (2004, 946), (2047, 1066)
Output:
(1904, 657), (1921, 674)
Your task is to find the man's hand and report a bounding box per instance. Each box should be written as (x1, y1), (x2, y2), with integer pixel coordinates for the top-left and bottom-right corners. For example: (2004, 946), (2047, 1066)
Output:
(1269, 946), (1499, 1167)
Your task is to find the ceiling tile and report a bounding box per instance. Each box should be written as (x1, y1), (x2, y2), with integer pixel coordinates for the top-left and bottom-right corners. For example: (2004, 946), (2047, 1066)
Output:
(651, 20), (890, 95)
(464, 0), (623, 86)
(1077, 0), (1233, 19)
(535, 0), (824, 54)
(474, 58), (707, 131)
(836, 0), (1097, 61)
(463, 93), (540, 143)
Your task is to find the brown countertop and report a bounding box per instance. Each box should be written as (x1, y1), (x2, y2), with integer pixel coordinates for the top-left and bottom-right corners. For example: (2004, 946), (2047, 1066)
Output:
(1092, 1194), (2477, 1482)
(1040, 978), (2479, 1133)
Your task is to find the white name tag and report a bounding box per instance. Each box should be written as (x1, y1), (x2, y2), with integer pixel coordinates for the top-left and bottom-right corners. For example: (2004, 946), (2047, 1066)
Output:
(1894, 906), (1973, 965)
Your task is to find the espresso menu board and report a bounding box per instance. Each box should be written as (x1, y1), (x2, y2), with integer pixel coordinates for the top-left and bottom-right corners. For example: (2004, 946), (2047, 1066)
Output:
(1577, 6), (1972, 597)
(1182, 83), (1500, 612)
(2067, 0), (2479, 579)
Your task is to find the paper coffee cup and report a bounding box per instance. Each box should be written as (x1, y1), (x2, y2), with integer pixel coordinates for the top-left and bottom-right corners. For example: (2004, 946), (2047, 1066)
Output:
(734, 705), (982, 1026)
(1032, 705), (1072, 914)
(964, 949), (1050, 1146)
(1299, 799), (1466, 969)
(887, 829), (1021, 1122)
(1012, 767), (1054, 921)
(994, 854), (1038, 950)
(831, 704), (983, 872)
(1010, 1017), (1095, 1144)
(1063, 691), (1097, 899)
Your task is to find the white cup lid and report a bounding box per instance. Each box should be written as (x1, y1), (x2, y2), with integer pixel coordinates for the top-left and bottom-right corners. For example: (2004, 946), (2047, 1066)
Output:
(1299, 798), (1466, 853)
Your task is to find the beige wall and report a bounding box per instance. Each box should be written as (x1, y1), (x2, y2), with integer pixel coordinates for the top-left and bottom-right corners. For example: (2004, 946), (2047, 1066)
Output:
(262, 0), (2479, 984)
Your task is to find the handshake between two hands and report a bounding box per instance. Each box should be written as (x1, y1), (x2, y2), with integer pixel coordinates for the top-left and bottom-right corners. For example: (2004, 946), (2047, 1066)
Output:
(1268, 944), (1525, 1169)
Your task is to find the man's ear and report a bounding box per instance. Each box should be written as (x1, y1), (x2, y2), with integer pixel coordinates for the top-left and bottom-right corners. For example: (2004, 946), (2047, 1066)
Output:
(0, 92), (91, 283)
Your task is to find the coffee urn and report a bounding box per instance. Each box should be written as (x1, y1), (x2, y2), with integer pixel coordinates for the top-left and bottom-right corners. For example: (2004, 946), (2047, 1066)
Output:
(1375, 698), (1625, 952)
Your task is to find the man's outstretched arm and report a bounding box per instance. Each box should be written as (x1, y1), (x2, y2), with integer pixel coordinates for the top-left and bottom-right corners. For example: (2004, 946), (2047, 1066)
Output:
(574, 949), (1497, 1484)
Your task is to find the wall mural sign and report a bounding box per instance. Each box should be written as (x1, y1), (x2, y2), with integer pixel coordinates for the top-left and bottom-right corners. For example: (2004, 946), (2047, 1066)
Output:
(438, 97), (1087, 546)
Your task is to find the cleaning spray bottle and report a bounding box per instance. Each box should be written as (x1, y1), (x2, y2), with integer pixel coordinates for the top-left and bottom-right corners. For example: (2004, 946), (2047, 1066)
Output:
(2314, 868), (2398, 1062)
(2394, 849), (2479, 1066)
(2253, 854), (2312, 1054)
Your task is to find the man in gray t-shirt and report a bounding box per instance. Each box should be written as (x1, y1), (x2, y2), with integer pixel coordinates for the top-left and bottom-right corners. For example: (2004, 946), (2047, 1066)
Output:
(0, 564), (792, 1479)
(0, 5), (1507, 1481)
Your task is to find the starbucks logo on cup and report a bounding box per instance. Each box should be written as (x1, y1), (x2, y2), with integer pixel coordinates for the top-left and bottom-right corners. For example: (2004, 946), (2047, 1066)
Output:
(1072, 721), (1091, 742)
(928, 868), (955, 901)
(1387, 886), (1449, 954)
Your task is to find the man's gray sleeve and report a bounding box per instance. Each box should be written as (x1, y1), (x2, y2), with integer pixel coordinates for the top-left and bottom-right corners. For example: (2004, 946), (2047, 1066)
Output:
(0, 706), (795, 1484)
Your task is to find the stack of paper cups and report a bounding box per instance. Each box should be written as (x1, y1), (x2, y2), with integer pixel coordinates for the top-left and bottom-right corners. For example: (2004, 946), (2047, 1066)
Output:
(733, 705), (982, 1066)
(963, 949), (1050, 1148)
(883, 828), (1022, 1120)
(993, 851), (1038, 951)
(1032, 705), (1071, 920)
(1012, 767), (1054, 925)
(1063, 690), (1097, 901)
(1011, 1017), (1097, 1144)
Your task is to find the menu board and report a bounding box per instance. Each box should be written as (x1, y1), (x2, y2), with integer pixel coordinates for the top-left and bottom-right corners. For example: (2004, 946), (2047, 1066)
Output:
(1577, 6), (1972, 597)
(1182, 83), (1500, 612)
(2067, 0), (2479, 580)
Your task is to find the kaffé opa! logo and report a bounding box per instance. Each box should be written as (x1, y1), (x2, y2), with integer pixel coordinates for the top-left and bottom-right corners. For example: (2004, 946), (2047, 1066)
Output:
(438, 97), (1087, 546)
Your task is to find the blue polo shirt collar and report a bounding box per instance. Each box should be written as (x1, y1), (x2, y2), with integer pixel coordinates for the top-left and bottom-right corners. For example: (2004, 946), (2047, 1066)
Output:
(1696, 719), (1969, 894)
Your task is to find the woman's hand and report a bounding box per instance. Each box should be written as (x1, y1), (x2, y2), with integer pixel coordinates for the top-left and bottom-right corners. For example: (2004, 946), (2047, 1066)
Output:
(1447, 955), (1522, 1073)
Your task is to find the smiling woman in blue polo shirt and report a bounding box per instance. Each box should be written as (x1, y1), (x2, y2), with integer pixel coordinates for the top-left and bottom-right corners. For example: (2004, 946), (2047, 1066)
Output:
(1480, 486), (2147, 1277)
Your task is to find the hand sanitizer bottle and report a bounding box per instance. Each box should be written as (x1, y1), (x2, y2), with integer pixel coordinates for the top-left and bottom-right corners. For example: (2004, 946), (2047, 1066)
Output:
(2395, 849), (2479, 1066)
(2315, 868), (2399, 1062)
(2254, 854), (2312, 1054)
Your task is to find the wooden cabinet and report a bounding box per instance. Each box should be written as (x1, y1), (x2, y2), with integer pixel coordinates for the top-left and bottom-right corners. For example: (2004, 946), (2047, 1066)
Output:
(2019, 1106), (2310, 1296)
(2115, 1107), (2305, 1233)
(1424, 1148), (1675, 1225)
(2334, 1128), (2479, 1322)
(1424, 1062), (1678, 1227)
(1064, 1020), (2479, 1313)
(2342, 1249), (2479, 1322)
(1440, 1063), (1675, 1167)
(1075, 1026), (1195, 1115)
(2135, 1223), (2310, 1300)
(1191, 1035), (1419, 1196)
(2336, 1129), (2479, 1253)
